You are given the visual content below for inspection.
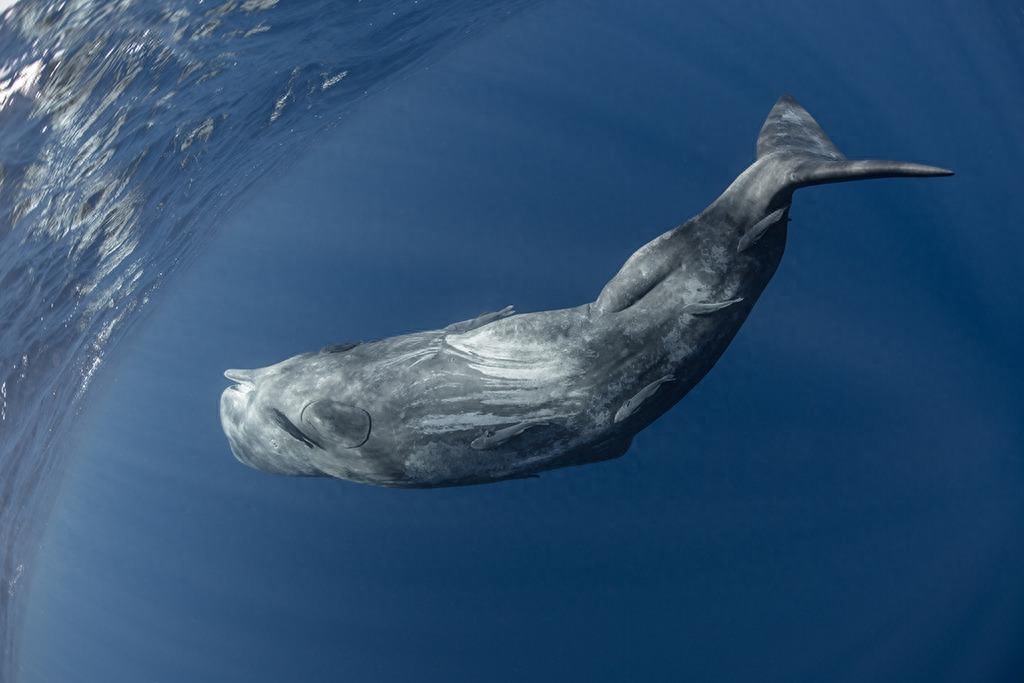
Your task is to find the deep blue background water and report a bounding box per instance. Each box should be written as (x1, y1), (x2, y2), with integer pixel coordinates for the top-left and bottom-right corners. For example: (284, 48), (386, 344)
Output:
(5, 0), (1024, 681)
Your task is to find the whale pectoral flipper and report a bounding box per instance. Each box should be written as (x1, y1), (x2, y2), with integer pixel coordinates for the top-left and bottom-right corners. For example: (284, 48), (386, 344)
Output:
(614, 374), (676, 423)
(300, 400), (372, 448)
(737, 207), (789, 252)
(470, 419), (549, 450)
(270, 409), (323, 450)
(681, 297), (744, 316)
(445, 305), (516, 334)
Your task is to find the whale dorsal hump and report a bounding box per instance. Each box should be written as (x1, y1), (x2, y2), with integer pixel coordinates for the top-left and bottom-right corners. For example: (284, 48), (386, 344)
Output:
(757, 95), (845, 162)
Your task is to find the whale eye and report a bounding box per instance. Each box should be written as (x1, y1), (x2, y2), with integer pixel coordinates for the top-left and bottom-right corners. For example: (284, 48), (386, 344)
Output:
(300, 400), (371, 448)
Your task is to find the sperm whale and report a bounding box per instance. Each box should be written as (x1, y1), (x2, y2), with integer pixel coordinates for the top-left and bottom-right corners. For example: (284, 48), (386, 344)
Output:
(219, 95), (952, 487)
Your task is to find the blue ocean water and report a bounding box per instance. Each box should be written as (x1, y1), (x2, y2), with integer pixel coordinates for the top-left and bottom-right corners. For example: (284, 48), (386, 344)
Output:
(2, 0), (1023, 681)
(0, 0), (536, 676)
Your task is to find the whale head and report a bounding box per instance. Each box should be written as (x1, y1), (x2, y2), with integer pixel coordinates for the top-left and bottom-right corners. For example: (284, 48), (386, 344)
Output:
(219, 352), (379, 481)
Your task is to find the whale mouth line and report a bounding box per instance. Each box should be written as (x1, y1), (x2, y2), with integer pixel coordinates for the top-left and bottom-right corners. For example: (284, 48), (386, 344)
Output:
(224, 368), (257, 394)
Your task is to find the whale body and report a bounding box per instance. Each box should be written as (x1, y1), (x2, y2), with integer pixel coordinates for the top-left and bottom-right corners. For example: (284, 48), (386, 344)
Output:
(219, 96), (952, 487)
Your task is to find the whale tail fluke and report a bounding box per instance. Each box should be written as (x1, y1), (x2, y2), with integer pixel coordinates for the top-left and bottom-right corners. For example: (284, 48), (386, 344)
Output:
(758, 95), (953, 193)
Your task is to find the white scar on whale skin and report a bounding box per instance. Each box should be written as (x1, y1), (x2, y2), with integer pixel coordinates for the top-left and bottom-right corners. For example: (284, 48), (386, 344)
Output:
(443, 325), (583, 383)
(219, 95), (952, 488)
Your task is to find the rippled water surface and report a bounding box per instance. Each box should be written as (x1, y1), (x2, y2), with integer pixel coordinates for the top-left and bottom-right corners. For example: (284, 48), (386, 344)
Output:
(3, 0), (1024, 681)
(0, 0), (537, 675)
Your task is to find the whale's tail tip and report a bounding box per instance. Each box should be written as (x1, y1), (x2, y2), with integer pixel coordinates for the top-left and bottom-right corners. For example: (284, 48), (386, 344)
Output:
(757, 94), (953, 189)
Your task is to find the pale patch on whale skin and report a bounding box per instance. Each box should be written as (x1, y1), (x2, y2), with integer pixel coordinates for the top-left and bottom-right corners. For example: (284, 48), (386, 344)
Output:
(219, 95), (952, 488)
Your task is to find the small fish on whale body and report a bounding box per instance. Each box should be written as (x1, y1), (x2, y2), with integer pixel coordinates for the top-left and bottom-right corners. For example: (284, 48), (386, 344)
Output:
(470, 418), (551, 450)
(680, 298), (744, 316)
(737, 207), (789, 252)
(220, 95), (952, 488)
(614, 375), (676, 424)
(320, 341), (361, 354)
(445, 305), (515, 334)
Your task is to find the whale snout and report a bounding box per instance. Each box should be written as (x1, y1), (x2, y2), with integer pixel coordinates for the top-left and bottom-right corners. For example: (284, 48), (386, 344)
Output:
(225, 367), (258, 385)
(219, 383), (252, 461)
(219, 376), (315, 476)
(219, 367), (267, 468)
(224, 369), (256, 398)
(224, 368), (253, 381)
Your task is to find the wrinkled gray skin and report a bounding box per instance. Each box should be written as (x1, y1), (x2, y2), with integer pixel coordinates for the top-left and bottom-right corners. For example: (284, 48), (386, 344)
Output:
(220, 96), (952, 487)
